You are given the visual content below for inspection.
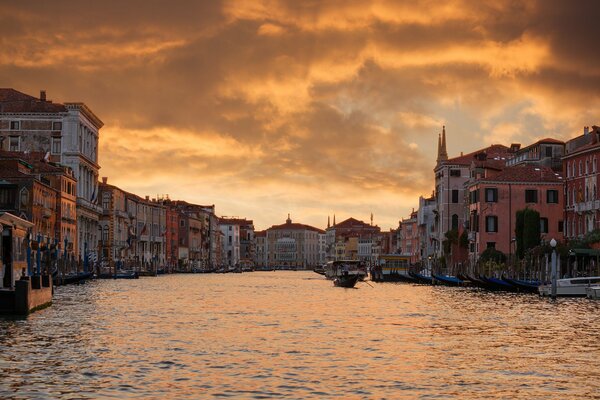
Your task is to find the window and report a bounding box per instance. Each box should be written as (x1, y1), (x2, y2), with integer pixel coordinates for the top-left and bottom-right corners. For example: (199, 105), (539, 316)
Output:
(8, 136), (19, 151)
(486, 242), (496, 249)
(579, 161), (582, 176)
(228, 236), (232, 244)
(102, 226), (109, 242)
(594, 158), (597, 173)
(567, 162), (570, 178)
(485, 188), (498, 202)
(51, 137), (61, 154)
(540, 217), (548, 234)
(525, 189), (538, 203)
(102, 193), (110, 210)
(450, 169), (461, 177)
(10, 121), (20, 130)
(452, 214), (459, 230)
(558, 220), (564, 233)
(180, 219), (185, 227)
(52, 121), (62, 131)
(452, 189), (459, 203)
(486, 216), (498, 232)
(545, 146), (552, 157)
(546, 189), (559, 203)
(469, 189), (479, 204)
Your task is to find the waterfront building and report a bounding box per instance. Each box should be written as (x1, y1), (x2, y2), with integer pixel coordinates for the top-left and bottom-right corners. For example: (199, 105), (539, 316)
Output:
(0, 88), (103, 259)
(0, 159), (58, 270)
(164, 202), (179, 270)
(254, 230), (267, 268)
(219, 218), (240, 267)
(563, 126), (600, 238)
(398, 209), (420, 264)
(265, 215), (324, 269)
(433, 126), (514, 260)
(467, 163), (564, 262)
(98, 178), (129, 270)
(417, 194), (436, 267)
(0, 151), (77, 261)
(325, 216), (381, 262)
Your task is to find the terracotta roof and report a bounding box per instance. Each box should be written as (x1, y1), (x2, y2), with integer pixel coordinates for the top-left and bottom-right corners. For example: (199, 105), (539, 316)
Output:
(333, 217), (378, 230)
(268, 221), (325, 234)
(219, 217), (253, 225)
(0, 88), (67, 113)
(480, 164), (563, 183)
(444, 144), (512, 166)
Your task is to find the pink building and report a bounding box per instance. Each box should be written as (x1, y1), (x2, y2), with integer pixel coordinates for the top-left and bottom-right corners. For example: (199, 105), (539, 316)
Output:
(399, 209), (419, 264)
(563, 126), (600, 239)
(468, 164), (564, 260)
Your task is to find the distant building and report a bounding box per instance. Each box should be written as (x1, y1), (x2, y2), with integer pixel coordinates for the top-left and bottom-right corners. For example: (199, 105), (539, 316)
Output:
(265, 215), (324, 269)
(398, 209), (419, 264)
(325, 216), (381, 262)
(254, 230), (267, 267)
(219, 218), (241, 267)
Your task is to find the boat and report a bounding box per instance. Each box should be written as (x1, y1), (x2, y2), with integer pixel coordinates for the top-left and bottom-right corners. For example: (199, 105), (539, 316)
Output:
(539, 276), (600, 297)
(501, 277), (541, 294)
(324, 260), (367, 288)
(480, 275), (517, 292)
(333, 274), (361, 288)
(432, 273), (463, 286)
(408, 271), (433, 284)
(371, 254), (412, 282)
(313, 266), (326, 276)
(586, 286), (600, 299)
(54, 271), (94, 286)
(98, 270), (139, 279)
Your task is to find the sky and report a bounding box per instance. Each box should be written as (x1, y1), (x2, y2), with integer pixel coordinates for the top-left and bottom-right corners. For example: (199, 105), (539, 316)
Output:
(1, 0), (599, 231)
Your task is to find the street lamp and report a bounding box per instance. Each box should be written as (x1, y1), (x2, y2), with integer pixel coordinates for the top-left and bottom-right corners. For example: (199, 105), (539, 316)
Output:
(550, 238), (557, 299)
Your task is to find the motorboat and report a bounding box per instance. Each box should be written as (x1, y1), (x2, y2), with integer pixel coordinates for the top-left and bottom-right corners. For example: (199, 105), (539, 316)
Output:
(539, 276), (600, 297)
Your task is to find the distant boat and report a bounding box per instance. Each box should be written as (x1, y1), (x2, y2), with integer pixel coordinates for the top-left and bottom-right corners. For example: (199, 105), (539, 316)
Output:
(313, 266), (326, 276)
(333, 274), (360, 288)
(55, 271), (93, 286)
(408, 271), (433, 285)
(371, 254), (412, 282)
(324, 260), (367, 288)
(432, 273), (463, 286)
(539, 276), (600, 297)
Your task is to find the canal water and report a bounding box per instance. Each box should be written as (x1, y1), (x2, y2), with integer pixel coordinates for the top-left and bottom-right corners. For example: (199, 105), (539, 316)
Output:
(1, 272), (600, 399)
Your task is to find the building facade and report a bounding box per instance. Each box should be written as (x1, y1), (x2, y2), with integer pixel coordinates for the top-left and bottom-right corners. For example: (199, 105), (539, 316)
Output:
(265, 215), (324, 269)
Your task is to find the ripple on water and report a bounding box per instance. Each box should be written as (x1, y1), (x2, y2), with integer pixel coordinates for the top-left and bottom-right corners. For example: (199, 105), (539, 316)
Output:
(1, 272), (600, 399)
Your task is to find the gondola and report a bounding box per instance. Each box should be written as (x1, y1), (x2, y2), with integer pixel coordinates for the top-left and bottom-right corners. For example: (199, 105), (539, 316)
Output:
(501, 276), (540, 294)
(408, 271), (433, 284)
(479, 275), (517, 292)
(333, 274), (360, 288)
(432, 273), (464, 286)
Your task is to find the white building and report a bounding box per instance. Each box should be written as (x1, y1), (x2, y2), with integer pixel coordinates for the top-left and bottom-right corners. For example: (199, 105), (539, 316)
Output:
(219, 218), (241, 267)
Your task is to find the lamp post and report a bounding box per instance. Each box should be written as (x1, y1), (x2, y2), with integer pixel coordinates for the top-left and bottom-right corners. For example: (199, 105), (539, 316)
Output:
(550, 238), (557, 299)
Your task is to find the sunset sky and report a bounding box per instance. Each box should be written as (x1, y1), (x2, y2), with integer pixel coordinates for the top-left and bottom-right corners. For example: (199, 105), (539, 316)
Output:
(1, 0), (598, 230)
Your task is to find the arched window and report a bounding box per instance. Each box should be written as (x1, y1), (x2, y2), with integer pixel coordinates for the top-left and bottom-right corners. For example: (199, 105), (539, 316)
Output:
(594, 157), (597, 173)
(573, 162), (576, 177)
(586, 186), (589, 201)
(594, 185), (597, 200)
(579, 161), (583, 176)
(451, 214), (459, 230)
(573, 188), (577, 204)
(567, 162), (571, 178)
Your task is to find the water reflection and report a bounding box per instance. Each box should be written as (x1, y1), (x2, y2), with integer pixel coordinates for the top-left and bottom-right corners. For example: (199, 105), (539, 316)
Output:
(1, 272), (600, 398)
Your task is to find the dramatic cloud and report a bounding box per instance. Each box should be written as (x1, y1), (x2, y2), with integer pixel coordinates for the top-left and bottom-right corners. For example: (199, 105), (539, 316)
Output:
(1, 0), (598, 229)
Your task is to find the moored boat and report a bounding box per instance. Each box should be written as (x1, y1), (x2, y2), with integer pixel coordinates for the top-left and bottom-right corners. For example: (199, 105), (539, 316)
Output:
(501, 277), (540, 294)
(371, 254), (412, 282)
(432, 273), (463, 286)
(480, 276), (517, 292)
(408, 271), (433, 285)
(539, 276), (600, 297)
(586, 286), (600, 299)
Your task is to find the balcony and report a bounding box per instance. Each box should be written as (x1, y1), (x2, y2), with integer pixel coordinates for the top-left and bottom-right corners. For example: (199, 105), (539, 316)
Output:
(77, 197), (103, 214)
(115, 210), (128, 219)
(42, 207), (52, 219)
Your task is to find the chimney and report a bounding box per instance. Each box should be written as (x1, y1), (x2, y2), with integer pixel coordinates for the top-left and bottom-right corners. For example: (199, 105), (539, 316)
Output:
(584, 126), (589, 135)
(145, 195), (150, 201)
(102, 177), (108, 184)
(40, 90), (46, 101)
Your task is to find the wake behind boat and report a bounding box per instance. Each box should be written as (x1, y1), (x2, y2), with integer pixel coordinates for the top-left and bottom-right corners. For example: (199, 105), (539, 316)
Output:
(324, 260), (367, 288)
